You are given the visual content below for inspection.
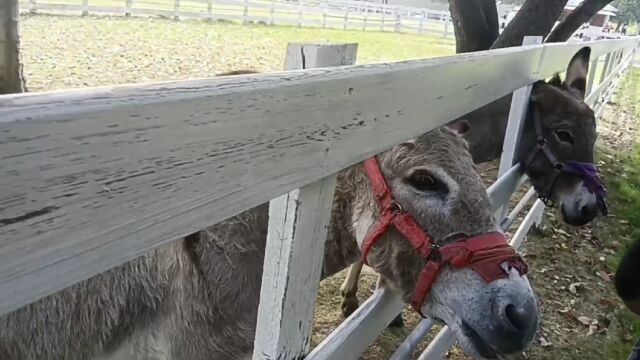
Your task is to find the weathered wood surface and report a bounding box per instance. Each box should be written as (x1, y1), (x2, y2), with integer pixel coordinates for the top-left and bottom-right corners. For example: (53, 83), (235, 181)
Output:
(0, 38), (637, 316)
(253, 176), (337, 360)
(252, 42), (355, 360)
(283, 42), (358, 70)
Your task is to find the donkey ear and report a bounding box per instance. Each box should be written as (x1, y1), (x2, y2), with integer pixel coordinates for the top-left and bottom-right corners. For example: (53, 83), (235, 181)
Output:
(530, 83), (561, 112)
(565, 47), (591, 98)
(447, 120), (470, 135)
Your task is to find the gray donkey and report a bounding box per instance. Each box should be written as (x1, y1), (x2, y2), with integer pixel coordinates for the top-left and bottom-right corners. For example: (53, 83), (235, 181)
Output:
(341, 47), (606, 325)
(0, 125), (538, 360)
(450, 47), (605, 227)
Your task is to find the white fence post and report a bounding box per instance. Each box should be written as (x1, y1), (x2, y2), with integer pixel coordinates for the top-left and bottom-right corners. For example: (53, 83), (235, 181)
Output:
(243, 0), (248, 23)
(418, 9), (424, 35)
(380, 5), (386, 31)
(252, 42), (358, 360)
(343, 8), (348, 30)
(125, 0), (132, 16)
(173, 0), (179, 19)
(206, 0), (213, 21)
(269, 0), (275, 25)
(362, 6), (368, 31)
(28, 0), (37, 14)
(394, 8), (400, 32)
(82, 0), (88, 16)
(443, 14), (449, 37)
(495, 36), (543, 221)
(297, 0), (303, 27)
(600, 52), (612, 84)
(322, 0), (327, 28)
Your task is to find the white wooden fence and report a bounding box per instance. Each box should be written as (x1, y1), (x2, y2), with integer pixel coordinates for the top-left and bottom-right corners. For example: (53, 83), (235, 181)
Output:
(0, 36), (638, 359)
(19, 0), (453, 37)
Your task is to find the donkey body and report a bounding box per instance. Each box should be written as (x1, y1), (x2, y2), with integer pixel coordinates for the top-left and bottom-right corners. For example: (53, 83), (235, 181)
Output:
(0, 126), (538, 360)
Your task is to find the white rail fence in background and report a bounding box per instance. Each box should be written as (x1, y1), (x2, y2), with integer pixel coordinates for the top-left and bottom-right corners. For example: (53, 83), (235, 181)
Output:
(0, 37), (638, 360)
(19, 0), (453, 37)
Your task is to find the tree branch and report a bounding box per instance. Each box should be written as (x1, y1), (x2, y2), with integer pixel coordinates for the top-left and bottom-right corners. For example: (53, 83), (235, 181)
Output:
(448, 0), (498, 53)
(490, 0), (569, 49)
(546, 0), (614, 43)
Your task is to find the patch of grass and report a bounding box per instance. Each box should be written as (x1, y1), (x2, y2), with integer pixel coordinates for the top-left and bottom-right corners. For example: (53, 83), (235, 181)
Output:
(596, 68), (640, 359)
(19, 14), (454, 91)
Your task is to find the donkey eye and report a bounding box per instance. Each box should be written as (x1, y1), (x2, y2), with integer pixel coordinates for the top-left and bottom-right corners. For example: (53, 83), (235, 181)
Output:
(555, 130), (575, 145)
(406, 170), (447, 193)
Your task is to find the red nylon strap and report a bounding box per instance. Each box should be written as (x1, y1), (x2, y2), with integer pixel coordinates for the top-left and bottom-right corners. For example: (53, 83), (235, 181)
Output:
(363, 157), (394, 209)
(361, 158), (436, 266)
(361, 210), (395, 266)
(360, 156), (527, 316)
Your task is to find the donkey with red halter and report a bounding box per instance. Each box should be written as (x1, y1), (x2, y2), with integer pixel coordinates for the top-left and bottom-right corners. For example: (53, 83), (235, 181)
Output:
(360, 157), (528, 316)
(341, 47), (608, 328)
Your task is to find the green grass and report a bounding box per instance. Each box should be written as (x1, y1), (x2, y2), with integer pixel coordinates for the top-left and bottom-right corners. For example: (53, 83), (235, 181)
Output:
(30, 0), (451, 44)
(20, 14), (455, 91)
(594, 68), (640, 359)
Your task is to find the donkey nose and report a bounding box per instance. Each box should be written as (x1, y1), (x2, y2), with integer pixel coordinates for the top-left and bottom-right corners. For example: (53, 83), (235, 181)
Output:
(490, 295), (538, 354)
(561, 202), (597, 226)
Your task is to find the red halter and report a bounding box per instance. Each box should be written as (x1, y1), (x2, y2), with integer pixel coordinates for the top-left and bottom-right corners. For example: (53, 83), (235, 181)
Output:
(361, 157), (528, 315)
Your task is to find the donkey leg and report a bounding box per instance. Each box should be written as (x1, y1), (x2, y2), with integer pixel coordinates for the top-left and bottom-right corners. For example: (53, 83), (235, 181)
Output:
(377, 276), (404, 328)
(340, 260), (363, 318)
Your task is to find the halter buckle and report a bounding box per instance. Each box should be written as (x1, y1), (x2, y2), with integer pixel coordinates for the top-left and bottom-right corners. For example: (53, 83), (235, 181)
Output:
(386, 201), (403, 214)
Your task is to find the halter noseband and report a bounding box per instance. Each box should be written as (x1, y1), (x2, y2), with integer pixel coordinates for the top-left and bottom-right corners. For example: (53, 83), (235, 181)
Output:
(524, 101), (608, 215)
(360, 157), (528, 316)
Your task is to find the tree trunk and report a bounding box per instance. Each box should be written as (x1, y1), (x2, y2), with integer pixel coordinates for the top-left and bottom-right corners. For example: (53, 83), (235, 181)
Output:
(448, 0), (498, 53)
(490, 0), (569, 49)
(0, 0), (26, 94)
(546, 0), (614, 43)
(479, 0), (499, 42)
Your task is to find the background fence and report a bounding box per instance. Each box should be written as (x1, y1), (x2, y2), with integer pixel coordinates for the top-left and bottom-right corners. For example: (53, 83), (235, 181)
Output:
(19, 0), (453, 37)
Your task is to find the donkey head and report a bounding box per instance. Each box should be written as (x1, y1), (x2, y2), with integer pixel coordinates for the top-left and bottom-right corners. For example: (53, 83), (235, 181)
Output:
(353, 127), (538, 359)
(517, 47), (606, 226)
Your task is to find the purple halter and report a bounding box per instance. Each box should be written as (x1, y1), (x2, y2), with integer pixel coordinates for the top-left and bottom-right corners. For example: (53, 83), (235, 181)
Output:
(526, 102), (608, 215)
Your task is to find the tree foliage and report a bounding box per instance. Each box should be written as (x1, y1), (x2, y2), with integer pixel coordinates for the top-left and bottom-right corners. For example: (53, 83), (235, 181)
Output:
(614, 0), (640, 24)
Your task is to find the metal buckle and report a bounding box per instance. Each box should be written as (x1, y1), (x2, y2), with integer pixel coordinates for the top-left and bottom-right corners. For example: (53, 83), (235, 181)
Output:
(387, 201), (403, 214)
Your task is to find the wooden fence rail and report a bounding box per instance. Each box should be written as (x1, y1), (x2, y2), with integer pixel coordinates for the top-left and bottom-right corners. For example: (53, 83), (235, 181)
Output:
(0, 36), (638, 359)
(18, 0), (453, 37)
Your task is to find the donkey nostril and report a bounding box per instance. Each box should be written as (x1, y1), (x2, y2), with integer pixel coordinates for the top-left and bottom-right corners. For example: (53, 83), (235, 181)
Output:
(580, 203), (598, 220)
(505, 304), (529, 331)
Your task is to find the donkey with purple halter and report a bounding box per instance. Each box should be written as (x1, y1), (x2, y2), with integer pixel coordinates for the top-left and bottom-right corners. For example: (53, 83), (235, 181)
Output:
(451, 46), (608, 226)
(524, 96), (608, 217)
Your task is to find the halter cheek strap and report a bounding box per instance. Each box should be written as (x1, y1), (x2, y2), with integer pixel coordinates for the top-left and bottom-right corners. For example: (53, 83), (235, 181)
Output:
(360, 157), (528, 315)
